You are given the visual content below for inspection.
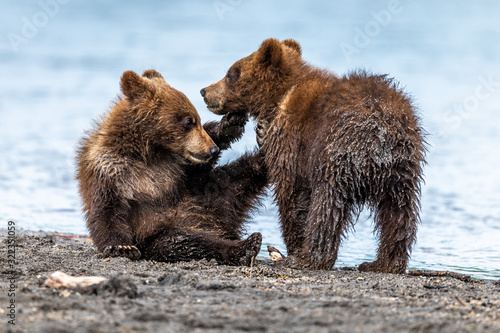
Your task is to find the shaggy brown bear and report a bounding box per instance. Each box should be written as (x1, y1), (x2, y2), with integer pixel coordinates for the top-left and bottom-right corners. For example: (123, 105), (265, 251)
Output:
(201, 38), (426, 273)
(76, 69), (266, 266)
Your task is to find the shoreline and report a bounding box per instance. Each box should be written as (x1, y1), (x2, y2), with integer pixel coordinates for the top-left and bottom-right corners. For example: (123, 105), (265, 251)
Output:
(1, 231), (499, 332)
(5, 228), (499, 281)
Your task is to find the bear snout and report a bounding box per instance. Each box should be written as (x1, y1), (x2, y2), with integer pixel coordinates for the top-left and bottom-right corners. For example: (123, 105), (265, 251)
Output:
(200, 84), (226, 115)
(209, 145), (220, 157)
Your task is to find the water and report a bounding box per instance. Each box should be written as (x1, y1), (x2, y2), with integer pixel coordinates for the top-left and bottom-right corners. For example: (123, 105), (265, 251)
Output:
(1, 0), (499, 279)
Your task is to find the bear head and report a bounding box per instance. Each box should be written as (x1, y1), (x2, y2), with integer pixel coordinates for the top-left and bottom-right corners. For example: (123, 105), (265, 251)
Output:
(200, 38), (303, 119)
(120, 69), (219, 164)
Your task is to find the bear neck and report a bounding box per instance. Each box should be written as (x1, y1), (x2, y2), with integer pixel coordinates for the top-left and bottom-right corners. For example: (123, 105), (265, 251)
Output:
(254, 63), (335, 123)
(252, 64), (309, 122)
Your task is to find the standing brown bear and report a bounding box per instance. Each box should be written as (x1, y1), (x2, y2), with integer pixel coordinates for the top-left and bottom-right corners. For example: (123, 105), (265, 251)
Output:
(201, 38), (426, 273)
(76, 69), (266, 266)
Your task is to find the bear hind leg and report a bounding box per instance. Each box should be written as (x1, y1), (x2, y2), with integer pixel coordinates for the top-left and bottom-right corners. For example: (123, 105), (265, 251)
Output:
(359, 185), (420, 274)
(141, 228), (262, 267)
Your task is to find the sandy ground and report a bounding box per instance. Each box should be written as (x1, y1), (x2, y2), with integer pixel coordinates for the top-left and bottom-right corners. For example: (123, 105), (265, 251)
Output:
(1, 231), (499, 333)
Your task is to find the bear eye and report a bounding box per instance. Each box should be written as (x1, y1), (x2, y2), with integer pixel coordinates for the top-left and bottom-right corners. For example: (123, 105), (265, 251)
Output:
(183, 117), (195, 127)
(226, 68), (240, 82)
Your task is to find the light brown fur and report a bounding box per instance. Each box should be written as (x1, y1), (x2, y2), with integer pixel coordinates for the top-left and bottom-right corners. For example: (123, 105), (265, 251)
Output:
(76, 69), (267, 265)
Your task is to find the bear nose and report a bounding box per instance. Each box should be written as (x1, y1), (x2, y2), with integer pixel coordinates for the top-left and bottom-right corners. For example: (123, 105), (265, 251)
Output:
(200, 88), (206, 97)
(209, 145), (219, 157)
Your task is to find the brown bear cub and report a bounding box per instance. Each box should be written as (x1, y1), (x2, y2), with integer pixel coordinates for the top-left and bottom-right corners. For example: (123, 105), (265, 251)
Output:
(76, 69), (267, 266)
(201, 38), (426, 273)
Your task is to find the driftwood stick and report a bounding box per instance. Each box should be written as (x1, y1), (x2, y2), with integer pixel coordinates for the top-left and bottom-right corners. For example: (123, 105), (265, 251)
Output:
(53, 233), (91, 239)
(249, 257), (255, 278)
(45, 271), (107, 289)
(456, 296), (468, 306)
(408, 270), (473, 282)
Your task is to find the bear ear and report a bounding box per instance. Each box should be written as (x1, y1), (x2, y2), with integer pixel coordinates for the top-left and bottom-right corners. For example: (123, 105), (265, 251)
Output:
(142, 69), (165, 81)
(282, 39), (302, 56)
(120, 70), (149, 100)
(256, 38), (284, 71)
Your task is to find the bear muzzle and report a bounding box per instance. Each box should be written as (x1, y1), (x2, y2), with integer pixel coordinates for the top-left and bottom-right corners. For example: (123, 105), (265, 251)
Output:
(200, 87), (225, 114)
(187, 145), (219, 164)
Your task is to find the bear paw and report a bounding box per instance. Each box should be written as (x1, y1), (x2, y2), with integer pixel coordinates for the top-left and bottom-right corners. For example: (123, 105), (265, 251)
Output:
(239, 232), (262, 266)
(216, 112), (248, 149)
(103, 245), (141, 260)
(224, 112), (248, 127)
(272, 255), (307, 269)
(358, 260), (406, 274)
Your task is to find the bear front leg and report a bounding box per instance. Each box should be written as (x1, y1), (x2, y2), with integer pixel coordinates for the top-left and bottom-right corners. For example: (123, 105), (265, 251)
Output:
(280, 183), (352, 270)
(86, 193), (141, 260)
(204, 112), (248, 150)
(202, 151), (268, 238)
(275, 187), (311, 257)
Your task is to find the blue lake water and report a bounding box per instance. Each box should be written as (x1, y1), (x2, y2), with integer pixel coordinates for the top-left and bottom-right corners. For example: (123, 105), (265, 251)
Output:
(1, 0), (499, 279)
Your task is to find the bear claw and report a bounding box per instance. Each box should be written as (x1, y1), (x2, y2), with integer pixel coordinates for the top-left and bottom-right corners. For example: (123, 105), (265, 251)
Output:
(103, 245), (141, 260)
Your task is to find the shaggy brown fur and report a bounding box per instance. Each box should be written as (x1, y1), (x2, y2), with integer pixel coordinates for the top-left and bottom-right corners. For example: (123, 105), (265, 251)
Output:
(76, 69), (266, 266)
(201, 38), (426, 273)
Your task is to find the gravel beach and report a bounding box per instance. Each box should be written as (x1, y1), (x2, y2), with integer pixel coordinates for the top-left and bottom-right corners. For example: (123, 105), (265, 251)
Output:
(1, 232), (499, 333)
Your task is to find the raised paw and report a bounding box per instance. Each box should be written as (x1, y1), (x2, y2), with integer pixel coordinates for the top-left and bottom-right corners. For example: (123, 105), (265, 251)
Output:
(215, 112), (248, 149)
(239, 232), (262, 266)
(223, 112), (248, 127)
(103, 245), (141, 260)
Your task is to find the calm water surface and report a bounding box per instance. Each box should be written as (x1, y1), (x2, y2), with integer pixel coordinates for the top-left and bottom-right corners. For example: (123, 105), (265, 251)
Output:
(1, 1), (499, 279)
